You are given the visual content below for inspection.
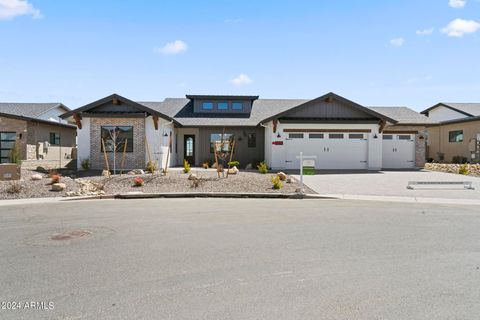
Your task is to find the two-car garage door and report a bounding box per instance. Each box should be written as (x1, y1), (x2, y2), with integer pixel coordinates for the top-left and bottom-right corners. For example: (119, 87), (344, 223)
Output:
(284, 132), (368, 170)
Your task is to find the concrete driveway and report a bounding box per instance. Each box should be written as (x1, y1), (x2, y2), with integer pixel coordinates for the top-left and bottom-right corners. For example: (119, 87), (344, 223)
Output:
(296, 170), (480, 202)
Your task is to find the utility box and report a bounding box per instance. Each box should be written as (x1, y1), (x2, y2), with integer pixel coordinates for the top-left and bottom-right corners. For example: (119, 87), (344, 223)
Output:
(0, 164), (21, 181)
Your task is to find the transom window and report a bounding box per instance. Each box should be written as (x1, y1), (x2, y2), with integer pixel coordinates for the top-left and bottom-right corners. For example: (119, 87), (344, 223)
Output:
(448, 130), (463, 143)
(202, 102), (214, 110)
(49, 132), (60, 145)
(383, 135), (393, 140)
(0, 132), (16, 164)
(232, 102), (243, 110)
(288, 133), (304, 139)
(217, 102), (228, 110)
(309, 133), (324, 139)
(329, 133), (344, 139)
(349, 133), (364, 139)
(210, 133), (233, 153)
(398, 135), (412, 140)
(101, 126), (133, 152)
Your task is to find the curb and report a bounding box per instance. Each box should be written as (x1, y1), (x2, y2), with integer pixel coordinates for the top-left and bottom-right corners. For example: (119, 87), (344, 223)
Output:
(113, 192), (331, 200)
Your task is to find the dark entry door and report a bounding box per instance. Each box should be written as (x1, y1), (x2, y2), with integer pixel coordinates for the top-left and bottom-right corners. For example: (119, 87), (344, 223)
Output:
(184, 135), (195, 165)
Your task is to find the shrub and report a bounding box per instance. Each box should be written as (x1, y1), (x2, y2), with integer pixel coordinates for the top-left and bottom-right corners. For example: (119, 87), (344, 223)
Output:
(146, 160), (158, 173)
(51, 174), (61, 184)
(6, 181), (22, 194)
(80, 158), (90, 170)
(202, 161), (210, 169)
(458, 164), (469, 175)
(133, 177), (144, 187)
(183, 160), (191, 173)
(452, 156), (468, 164)
(257, 161), (268, 174)
(271, 175), (283, 189)
(228, 160), (240, 167)
(9, 141), (22, 166)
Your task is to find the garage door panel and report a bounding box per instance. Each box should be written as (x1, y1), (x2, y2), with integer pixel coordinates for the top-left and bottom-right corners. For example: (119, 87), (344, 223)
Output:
(382, 135), (415, 169)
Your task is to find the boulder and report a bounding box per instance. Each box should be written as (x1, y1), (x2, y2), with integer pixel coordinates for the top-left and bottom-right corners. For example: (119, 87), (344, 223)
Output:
(102, 170), (110, 177)
(31, 174), (42, 181)
(211, 162), (217, 169)
(277, 172), (287, 181)
(286, 177), (293, 184)
(51, 183), (66, 191)
(188, 173), (198, 180)
(245, 163), (253, 170)
(228, 166), (239, 175)
(127, 169), (144, 175)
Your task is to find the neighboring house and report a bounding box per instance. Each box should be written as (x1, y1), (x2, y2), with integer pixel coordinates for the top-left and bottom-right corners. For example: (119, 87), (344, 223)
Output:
(0, 103), (77, 167)
(61, 92), (431, 171)
(421, 103), (480, 163)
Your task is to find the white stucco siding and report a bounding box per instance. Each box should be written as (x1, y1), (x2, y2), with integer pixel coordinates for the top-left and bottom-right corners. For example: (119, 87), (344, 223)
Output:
(263, 123), (272, 166)
(76, 118), (90, 169)
(37, 106), (69, 124)
(145, 116), (175, 169)
(428, 106), (468, 122)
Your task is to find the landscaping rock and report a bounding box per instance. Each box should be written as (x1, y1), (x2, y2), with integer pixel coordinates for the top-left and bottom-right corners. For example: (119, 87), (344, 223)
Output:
(277, 172), (287, 181)
(228, 166), (239, 175)
(424, 163), (480, 177)
(31, 174), (42, 181)
(245, 163), (253, 170)
(102, 170), (110, 177)
(51, 183), (66, 191)
(286, 177), (293, 184)
(188, 173), (198, 180)
(127, 169), (144, 175)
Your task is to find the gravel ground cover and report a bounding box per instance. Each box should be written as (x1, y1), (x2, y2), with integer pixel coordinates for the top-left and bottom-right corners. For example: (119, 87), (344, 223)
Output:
(0, 168), (314, 200)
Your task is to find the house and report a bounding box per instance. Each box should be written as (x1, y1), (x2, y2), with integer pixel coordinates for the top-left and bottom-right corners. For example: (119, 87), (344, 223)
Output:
(421, 103), (480, 163)
(0, 103), (77, 167)
(60, 92), (432, 171)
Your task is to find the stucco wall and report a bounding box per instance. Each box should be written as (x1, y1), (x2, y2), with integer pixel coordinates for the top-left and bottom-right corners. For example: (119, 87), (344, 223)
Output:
(26, 122), (76, 161)
(427, 107), (468, 122)
(145, 116), (176, 170)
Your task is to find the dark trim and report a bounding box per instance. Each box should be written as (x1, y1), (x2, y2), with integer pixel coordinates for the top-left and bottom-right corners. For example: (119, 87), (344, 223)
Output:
(421, 103), (474, 117)
(0, 112), (76, 129)
(81, 113), (146, 118)
(279, 118), (378, 124)
(426, 115), (480, 126)
(283, 129), (372, 133)
(186, 94), (259, 101)
(259, 92), (397, 125)
(383, 130), (418, 134)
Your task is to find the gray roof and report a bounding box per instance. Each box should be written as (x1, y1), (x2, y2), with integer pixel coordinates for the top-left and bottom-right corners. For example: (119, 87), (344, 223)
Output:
(368, 107), (436, 124)
(0, 102), (68, 118)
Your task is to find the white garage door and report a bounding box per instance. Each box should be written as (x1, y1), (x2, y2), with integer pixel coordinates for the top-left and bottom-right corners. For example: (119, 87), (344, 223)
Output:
(285, 132), (368, 170)
(382, 134), (415, 169)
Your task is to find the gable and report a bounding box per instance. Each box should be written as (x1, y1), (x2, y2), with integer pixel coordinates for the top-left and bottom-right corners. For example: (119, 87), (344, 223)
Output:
(281, 98), (375, 120)
(427, 105), (470, 122)
(85, 101), (144, 114)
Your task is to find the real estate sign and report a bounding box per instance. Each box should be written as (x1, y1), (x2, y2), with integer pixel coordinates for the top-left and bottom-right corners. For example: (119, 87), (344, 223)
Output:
(302, 159), (315, 175)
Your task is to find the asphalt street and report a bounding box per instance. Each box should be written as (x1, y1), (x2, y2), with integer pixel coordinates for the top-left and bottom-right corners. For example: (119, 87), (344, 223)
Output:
(1, 198), (479, 319)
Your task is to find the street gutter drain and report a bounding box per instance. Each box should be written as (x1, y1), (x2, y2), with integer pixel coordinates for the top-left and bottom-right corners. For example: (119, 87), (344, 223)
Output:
(51, 230), (92, 241)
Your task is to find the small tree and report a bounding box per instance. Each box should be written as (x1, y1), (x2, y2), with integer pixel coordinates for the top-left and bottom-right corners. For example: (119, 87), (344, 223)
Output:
(9, 141), (22, 166)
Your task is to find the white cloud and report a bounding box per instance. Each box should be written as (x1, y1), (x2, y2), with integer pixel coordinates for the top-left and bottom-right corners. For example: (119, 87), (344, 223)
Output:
(0, 0), (42, 20)
(389, 37), (405, 47)
(441, 18), (480, 37)
(416, 28), (434, 36)
(154, 40), (188, 55)
(231, 74), (252, 86)
(449, 0), (466, 8)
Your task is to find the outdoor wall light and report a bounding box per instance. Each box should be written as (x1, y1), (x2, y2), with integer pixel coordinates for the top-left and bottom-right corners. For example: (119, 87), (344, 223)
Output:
(373, 134), (378, 139)
(163, 132), (168, 137)
(277, 133), (281, 138)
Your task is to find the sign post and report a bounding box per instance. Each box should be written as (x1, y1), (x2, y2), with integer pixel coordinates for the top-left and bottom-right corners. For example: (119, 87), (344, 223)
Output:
(296, 152), (317, 194)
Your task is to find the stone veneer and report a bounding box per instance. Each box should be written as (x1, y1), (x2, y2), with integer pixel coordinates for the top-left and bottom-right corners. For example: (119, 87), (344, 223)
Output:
(383, 125), (427, 168)
(90, 117), (145, 170)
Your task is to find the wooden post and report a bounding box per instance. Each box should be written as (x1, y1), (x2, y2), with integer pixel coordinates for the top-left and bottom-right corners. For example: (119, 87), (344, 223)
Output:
(163, 135), (172, 175)
(226, 139), (236, 178)
(101, 138), (110, 176)
(145, 135), (152, 174)
(120, 138), (128, 175)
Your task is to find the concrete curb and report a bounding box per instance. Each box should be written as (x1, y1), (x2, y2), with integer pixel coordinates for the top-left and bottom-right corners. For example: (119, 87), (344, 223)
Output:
(114, 192), (332, 200)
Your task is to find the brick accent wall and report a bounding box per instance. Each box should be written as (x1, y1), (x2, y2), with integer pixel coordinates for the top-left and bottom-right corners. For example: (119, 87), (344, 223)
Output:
(90, 117), (145, 170)
(384, 125), (427, 167)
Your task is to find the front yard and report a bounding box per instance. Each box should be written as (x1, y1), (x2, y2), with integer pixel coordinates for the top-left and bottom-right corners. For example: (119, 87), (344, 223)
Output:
(0, 168), (312, 200)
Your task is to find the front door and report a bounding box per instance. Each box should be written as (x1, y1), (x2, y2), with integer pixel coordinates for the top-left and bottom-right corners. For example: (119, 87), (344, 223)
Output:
(184, 135), (195, 166)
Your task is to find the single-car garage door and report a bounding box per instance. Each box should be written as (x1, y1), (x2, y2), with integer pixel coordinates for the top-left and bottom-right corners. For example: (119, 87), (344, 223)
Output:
(382, 134), (415, 169)
(285, 132), (368, 170)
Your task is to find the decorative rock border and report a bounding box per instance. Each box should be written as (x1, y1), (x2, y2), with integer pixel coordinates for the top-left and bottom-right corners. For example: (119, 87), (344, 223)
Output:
(424, 163), (480, 177)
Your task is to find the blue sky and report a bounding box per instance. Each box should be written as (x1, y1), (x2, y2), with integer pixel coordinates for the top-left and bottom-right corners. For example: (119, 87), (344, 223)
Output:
(1, 0), (479, 111)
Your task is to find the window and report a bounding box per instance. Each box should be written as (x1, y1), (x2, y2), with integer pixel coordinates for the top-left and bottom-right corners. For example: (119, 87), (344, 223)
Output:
(217, 102), (228, 110)
(210, 133), (233, 153)
(398, 135), (412, 141)
(309, 133), (324, 139)
(247, 133), (256, 148)
(0, 132), (16, 164)
(329, 133), (344, 139)
(288, 133), (304, 139)
(49, 132), (60, 145)
(232, 102), (243, 110)
(202, 102), (214, 110)
(101, 126), (133, 152)
(383, 135), (393, 140)
(349, 133), (364, 139)
(449, 130), (463, 143)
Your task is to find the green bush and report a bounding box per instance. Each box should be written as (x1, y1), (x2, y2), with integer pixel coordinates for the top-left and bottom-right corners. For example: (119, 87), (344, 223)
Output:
(146, 160), (158, 173)
(80, 158), (90, 170)
(458, 164), (469, 175)
(257, 161), (268, 174)
(228, 160), (240, 167)
(9, 141), (21, 165)
(183, 160), (191, 173)
(271, 175), (283, 189)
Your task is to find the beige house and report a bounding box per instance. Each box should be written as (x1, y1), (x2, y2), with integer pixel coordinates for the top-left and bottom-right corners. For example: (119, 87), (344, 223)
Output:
(0, 103), (77, 168)
(422, 103), (480, 163)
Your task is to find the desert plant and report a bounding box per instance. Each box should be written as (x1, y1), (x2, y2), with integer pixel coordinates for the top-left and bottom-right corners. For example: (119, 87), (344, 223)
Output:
(202, 161), (210, 169)
(183, 159), (191, 173)
(9, 141), (22, 166)
(146, 160), (158, 173)
(271, 175), (283, 189)
(6, 181), (23, 194)
(51, 174), (61, 184)
(80, 158), (90, 170)
(133, 177), (144, 187)
(257, 161), (268, 174)
(458, 164), (469, 175)
(228, 160), (240, 167)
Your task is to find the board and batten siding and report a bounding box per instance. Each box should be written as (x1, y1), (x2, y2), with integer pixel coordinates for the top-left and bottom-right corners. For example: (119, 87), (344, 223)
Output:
(282, 99), (374, 119)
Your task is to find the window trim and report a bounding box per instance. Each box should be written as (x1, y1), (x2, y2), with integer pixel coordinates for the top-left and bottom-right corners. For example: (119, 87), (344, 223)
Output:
(0, 132), (17, 164)
(49, 132), (60, 145)
(448, 130), (464, 143)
